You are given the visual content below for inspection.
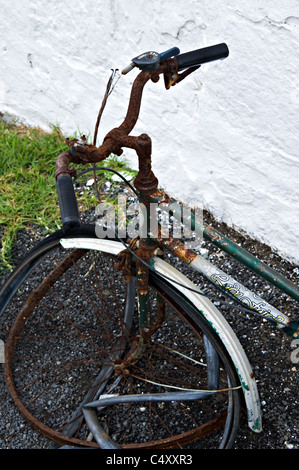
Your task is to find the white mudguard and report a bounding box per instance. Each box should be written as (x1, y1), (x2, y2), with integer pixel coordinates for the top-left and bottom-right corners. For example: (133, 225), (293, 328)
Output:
(60, 238), (262, 433)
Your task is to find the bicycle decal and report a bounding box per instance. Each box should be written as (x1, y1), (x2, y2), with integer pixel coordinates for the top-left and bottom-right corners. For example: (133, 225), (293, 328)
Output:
(210, 272), (287, 325)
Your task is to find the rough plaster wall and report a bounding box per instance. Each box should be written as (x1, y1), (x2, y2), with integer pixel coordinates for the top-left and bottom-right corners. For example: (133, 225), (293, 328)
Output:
(0, 0), (298, 262)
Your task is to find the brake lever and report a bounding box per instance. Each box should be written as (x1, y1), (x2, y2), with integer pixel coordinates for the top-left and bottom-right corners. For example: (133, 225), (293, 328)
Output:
(122, 47), (180, 75)
(163, 65), (201, 89)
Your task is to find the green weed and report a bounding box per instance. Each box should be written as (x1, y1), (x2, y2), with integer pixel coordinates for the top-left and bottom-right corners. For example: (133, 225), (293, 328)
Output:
(0, 121), (136, 270)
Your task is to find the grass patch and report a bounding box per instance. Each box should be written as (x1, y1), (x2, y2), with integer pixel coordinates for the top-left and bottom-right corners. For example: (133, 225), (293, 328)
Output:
(0, 121), (137, 270)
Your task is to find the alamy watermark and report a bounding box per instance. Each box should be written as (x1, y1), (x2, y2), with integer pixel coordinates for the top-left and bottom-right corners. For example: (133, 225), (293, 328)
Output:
(95, 195), (204, 249)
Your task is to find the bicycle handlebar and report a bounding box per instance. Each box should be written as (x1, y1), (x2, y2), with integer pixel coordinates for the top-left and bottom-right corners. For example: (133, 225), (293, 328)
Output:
(176, 43), (229, 70)
(56, 174), (81, 232)
(56, 43), (229, 231)
(123, 43), (229, 74)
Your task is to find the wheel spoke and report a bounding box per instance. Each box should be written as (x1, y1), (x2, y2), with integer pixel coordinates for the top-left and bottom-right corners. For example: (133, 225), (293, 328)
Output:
(2, 234), (241, 448)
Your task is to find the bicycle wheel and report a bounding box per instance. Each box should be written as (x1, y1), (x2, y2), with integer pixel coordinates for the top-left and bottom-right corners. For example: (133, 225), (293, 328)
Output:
(1, 226), (241, 449)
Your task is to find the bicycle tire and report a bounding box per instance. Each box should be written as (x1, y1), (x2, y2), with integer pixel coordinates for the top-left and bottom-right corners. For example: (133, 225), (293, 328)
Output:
(1, 226), (241, 449)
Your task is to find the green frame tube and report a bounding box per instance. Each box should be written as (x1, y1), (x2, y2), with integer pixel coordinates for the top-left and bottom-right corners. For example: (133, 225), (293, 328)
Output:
(144, 190), (299, 302)
(202, 224), (299, 302)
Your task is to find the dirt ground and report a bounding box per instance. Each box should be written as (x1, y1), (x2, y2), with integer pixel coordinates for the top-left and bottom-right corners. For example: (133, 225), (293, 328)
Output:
(0, 208), (298, 450)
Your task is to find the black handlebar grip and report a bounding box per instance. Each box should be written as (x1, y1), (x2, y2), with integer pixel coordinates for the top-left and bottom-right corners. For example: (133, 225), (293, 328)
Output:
(176, 43), (229, 71)
(56, 175), (81, 232)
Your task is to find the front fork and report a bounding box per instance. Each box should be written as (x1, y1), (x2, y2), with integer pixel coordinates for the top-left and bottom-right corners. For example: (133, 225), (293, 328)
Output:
(115, 232), (220, 387)
(133, 237), (165, 361)
(113, 232), (166, 374)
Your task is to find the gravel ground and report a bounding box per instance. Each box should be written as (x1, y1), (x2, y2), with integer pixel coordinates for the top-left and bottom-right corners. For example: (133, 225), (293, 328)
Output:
(0, 207), (298, 451)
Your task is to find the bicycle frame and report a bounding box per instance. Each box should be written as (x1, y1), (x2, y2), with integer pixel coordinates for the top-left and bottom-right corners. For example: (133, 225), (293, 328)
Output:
(56, 181), (297, 437)
(56, 59), (298, 339)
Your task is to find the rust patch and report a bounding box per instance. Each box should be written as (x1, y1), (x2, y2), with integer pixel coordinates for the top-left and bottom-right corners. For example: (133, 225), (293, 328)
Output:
(157, 237), (197, 264)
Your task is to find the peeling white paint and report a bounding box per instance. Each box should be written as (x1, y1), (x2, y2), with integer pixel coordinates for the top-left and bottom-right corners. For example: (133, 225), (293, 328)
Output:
(1, 0), (298, 262)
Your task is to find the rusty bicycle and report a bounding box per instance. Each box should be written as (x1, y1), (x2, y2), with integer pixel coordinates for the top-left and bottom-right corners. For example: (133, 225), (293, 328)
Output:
(0, 44), (298, 449)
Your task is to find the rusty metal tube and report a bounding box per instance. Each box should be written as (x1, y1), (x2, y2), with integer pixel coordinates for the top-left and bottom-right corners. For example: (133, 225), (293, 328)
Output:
(118, 71), (152, 135)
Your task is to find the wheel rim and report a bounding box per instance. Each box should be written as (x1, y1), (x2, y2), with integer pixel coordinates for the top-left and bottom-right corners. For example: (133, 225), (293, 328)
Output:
(4, 244), (240, 448)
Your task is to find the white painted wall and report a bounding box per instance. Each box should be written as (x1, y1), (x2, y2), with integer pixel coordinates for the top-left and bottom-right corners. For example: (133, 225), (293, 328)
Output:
(1, 0), (299, 262)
